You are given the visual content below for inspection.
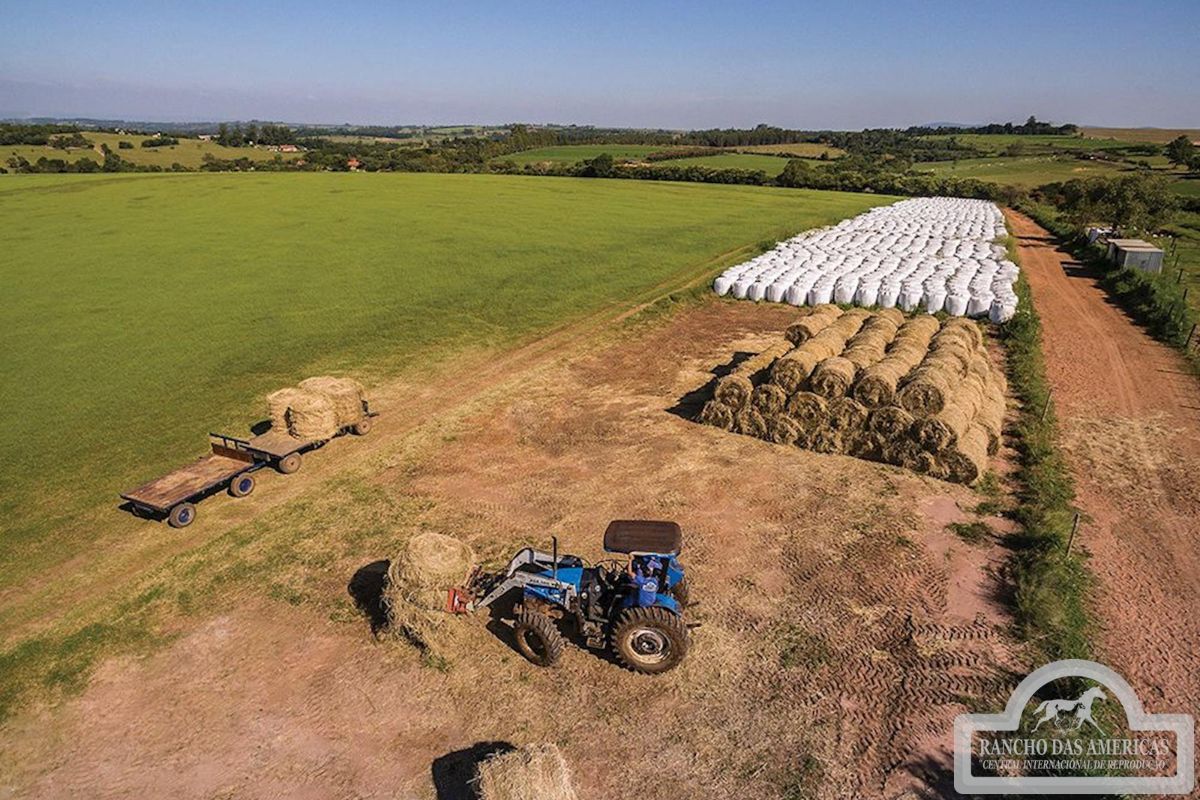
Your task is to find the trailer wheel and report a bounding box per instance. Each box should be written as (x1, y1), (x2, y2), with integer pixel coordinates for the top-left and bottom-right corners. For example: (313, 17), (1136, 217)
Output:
(277, 453), (302, 474)
(168, 503), (197, 529)
(351, 417), (373, 436)
(513, 611), (564, 667)
(612, 606), (688, 674)
(228, 474), (255, 498)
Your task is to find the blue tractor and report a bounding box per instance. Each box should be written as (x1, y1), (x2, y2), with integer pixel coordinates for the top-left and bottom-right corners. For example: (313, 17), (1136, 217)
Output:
(448, 520), (692, 674)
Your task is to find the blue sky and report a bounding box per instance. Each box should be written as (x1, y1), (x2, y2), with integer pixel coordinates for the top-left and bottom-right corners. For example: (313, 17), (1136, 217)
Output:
(1, 0), (1196, 128)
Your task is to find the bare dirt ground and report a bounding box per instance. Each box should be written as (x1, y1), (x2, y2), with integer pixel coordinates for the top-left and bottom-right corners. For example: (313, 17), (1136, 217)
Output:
(1007, 211), (1200, 721)
(0, 301), (1022, 800)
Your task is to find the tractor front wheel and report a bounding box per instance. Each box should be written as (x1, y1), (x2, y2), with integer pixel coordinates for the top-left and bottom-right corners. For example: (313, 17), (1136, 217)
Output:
(612, 606), (688, 674)
(513, 611), (564, 668)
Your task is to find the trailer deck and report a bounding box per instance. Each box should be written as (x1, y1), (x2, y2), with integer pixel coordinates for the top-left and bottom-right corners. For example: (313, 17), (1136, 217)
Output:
(119, 402), (379, 528)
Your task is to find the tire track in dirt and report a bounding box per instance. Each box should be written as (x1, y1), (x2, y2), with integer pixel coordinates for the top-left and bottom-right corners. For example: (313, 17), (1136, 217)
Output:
(1006, 209), (1200, 718)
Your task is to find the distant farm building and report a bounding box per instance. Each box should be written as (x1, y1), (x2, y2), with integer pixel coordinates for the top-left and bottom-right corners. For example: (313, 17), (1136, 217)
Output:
(1106, 238), (1164, 273)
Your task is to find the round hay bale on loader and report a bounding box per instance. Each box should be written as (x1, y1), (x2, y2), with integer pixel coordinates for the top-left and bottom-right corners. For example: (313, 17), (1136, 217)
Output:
(384, 533), (474, 650)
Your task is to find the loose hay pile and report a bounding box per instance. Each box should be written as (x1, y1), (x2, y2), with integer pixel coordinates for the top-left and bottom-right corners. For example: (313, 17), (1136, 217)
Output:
(476, 743), (579, 800)
(265, 375), (366, 440)
(383, 532), (474, 650)
(698, 305), (1006, 484)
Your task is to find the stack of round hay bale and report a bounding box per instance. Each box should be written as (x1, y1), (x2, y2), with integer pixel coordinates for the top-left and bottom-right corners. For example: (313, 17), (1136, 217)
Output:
(698, 305), (1006, 485)
(265, 375), (366, 440)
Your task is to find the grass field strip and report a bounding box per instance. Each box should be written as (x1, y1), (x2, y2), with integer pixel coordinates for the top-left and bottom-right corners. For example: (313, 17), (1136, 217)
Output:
(714, 197), (1020, 321)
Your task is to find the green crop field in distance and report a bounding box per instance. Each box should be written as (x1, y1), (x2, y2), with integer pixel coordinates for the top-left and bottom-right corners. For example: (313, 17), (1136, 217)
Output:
(495, 144), (676, 165)
(914, 155), (1131, 187)
(652, 153), (793, 176)
(736, 143), (843, 159)
(0, 171), (892, 591)
(3, 131), (303, 169)
(1082, 127), (1200, 145)
(919, 133), (1138, 154)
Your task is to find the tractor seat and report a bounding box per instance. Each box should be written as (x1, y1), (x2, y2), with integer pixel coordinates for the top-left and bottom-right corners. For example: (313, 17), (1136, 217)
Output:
(602, 520), (682, 556)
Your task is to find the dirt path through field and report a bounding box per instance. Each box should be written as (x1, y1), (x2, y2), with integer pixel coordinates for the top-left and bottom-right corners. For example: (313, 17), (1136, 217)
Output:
(1007, 210), (1200, 720)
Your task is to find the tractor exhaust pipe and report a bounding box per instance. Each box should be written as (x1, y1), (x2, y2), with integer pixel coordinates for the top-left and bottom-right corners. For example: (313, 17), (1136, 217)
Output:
(551, 536), (558, 583)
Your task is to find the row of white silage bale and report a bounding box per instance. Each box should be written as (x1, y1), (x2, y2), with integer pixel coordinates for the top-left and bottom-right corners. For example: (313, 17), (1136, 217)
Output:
(712, 197), (1020, 321)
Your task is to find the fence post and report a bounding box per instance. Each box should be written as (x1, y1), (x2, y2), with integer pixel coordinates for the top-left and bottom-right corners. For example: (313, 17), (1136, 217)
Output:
(1066, 513), (1081, 554)
(1187, 323), (1197, 350)
(1040, 391), (1052, 422)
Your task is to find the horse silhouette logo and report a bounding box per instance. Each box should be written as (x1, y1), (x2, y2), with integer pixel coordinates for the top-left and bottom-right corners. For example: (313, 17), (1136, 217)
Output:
(953, 658), (1195, 795)
(1029, 685), (1107, 734)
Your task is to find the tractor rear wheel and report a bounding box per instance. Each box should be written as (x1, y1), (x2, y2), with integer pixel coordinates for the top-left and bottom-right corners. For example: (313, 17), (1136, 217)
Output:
(513, 611), (564, 667)
(612, 606), (688, 674)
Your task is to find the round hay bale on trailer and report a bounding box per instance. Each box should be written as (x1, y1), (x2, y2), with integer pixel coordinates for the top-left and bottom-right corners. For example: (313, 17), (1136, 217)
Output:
(286, 389), (339, 440)
(298, 375), (366, 428)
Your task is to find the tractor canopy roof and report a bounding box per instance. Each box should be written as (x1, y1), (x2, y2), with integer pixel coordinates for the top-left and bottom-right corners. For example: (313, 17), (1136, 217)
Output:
(603, 520), (682, 556)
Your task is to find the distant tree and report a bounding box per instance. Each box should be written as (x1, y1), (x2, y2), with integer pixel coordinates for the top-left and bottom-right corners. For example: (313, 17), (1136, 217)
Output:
(118, 140), (134, 149)
(217, 122), (230, 147)
(582, 152), (615, 178)
(1052, 174), (1178, 231)
(1165, 135), (1196, 168)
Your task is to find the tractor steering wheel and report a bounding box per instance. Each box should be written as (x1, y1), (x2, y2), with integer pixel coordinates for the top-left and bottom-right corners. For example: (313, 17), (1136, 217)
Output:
(594, 559), (625, 585)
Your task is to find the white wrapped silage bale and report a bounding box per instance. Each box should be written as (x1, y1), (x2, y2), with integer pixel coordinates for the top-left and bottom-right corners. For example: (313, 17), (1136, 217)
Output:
(989, 299), (1017, 323)
(967, 291), (994, 318)
(945, 291), (970, 317)
(833, 275), (861, 304)
(732, 278), (754, 299)
(807, 280), (835, 306)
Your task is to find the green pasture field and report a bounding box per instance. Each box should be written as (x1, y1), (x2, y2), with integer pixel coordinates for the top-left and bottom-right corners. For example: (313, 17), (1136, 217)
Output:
(3, 131), (302, 169)
(0, 172), (892, 594)
(1082, 127), (1200, 145)
(1169, 178), (1200, 197)
(494, 144), (676, 165)
(650, 152), (793, 176)
(921, 133), (1137, 154)
(914, 155), (1130, 187)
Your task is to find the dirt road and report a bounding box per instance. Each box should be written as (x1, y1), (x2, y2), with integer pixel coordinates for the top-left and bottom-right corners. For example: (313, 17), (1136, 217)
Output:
(1007, 210), (1200, 720)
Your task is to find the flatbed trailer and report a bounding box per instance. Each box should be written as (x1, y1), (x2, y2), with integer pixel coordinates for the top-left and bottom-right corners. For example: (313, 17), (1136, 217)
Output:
(120, 403), (378, 528)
